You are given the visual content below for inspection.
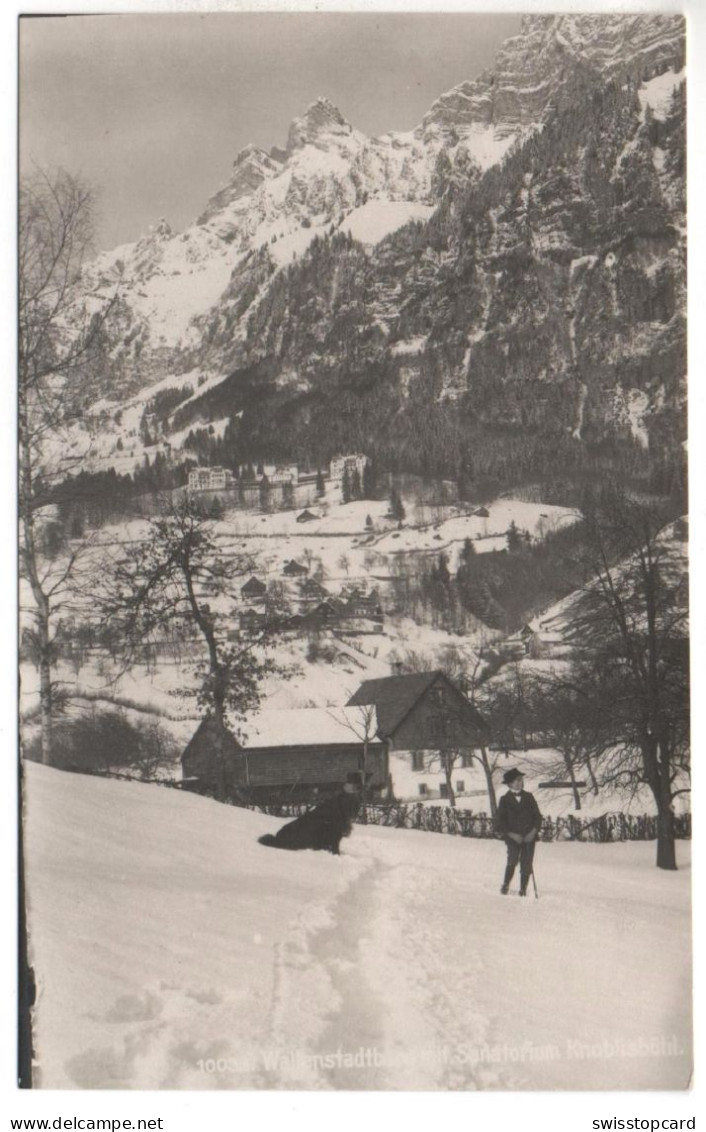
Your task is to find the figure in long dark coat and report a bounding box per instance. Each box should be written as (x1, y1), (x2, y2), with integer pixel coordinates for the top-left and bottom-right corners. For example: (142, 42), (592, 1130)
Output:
(495, 768), (542, 895)
(258, 773), (365, 854)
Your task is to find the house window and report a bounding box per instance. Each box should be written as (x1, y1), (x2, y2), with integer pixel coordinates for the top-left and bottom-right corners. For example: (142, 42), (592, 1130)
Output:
(456, 780), (465, 794)
(412, 751), (425, 772)
(461, 751), (474, 768)
(439, 784), (449, 799)
(418, 783), (428, 796)
(427, 715), (455, 743)
(431, 685), (445, 706)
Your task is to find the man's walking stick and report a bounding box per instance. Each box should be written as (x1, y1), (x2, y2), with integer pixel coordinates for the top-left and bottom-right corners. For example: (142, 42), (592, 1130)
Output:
(530, 870), (539, 899)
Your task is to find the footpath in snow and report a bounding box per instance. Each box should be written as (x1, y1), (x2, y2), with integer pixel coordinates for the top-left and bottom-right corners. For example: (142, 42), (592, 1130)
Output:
(23, 764), (691, 1090)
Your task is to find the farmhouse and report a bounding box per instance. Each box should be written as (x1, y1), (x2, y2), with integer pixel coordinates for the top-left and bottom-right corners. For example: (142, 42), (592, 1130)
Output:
(342, 589), (383, 620)
(181, 708), (388, 802)
(283, 559), (309, 576)
(347, 670), (488, 802)
(238, 609), (267, 633)
(299, 578), (329, 603)
(241, 576), (267, 600)
(301, 600), (345, 630)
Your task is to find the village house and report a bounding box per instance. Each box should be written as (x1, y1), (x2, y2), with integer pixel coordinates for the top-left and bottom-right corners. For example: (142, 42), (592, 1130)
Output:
(347, 670), (488, 802)
(181, 708), (388, 802)
(238, 609), (267, 634)
(300, 599), (346, 630)
(241, 576), (267, 600)
(299, 577), (329, 603)
(342, 589), (383, 620)
(283, 559), (309, 577)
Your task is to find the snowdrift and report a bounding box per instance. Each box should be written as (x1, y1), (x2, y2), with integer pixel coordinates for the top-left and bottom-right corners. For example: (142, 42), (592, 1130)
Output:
(23, 763), (691, 1090)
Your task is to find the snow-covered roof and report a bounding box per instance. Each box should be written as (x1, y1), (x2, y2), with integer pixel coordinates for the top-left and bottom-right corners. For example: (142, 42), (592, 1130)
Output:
(241, 707), (380, 750)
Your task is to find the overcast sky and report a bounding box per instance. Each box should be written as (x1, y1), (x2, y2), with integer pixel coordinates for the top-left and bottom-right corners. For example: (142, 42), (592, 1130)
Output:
(19, 12), (521, 250)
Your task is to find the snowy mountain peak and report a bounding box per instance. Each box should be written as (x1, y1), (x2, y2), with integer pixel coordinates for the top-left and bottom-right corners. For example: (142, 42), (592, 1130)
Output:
(287, 96), (358, 153)
(78, 12), (685, 405)
(197, 144), (283, 224)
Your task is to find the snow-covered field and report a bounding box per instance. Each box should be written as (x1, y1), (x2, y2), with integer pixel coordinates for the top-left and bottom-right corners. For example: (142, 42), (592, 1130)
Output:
(24, 764), (691, 1091)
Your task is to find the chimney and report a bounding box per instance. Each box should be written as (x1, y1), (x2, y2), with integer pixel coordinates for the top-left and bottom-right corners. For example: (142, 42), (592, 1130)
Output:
(391, 661), (404, 677)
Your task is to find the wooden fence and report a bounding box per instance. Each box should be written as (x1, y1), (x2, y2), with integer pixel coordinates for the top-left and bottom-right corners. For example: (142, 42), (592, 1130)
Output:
(96, 773), (691, 843)
(256, 800), (691, 843)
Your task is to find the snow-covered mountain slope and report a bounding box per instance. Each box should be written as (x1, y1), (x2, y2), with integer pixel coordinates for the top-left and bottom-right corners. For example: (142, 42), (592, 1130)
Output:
(24, 762), (691, 1089)
(77, 11), (684, 410)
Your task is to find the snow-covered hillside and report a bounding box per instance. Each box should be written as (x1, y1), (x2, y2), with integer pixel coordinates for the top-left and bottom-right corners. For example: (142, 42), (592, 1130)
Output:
(24, 763), (691, 1090)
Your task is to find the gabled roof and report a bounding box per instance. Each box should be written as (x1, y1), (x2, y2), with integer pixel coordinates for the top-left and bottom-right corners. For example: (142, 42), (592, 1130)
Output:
(241, 707), (381, 749)
(300, 578), (329, 595)
(241, 575), (267, 593)
(182, 714), (241, 760)
(347, 670), (488, 738)
(348, 671), (439, 735)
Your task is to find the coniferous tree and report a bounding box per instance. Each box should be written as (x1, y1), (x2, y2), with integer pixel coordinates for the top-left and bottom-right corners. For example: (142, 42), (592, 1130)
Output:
(390, 487), (406, 524)
(362, 460), (376, 499)
(341, 466), (353, 504)
(507, 520), (522, 553)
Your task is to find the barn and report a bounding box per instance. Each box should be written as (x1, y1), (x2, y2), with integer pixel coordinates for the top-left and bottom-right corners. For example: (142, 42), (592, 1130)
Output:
(181, 708), (387, 803)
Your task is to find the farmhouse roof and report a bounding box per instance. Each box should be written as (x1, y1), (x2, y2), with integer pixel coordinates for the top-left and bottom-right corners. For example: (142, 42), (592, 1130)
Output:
(182, 714), (242, 761)
(240, 707), (380, 749)
(241, 575), (267, 594)
(300, 578), (329, 596)
(347, 670), (488, 738)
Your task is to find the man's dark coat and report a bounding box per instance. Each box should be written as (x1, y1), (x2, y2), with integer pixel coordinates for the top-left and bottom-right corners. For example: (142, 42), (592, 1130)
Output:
(495, 790), (543, 839)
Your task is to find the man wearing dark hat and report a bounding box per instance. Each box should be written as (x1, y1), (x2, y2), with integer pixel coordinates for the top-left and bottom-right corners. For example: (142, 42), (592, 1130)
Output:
(495, 768), (542, 895)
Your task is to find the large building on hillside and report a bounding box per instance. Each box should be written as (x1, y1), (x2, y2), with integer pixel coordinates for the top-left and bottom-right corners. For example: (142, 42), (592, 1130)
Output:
(330, 453), (367, 482)
(188, 466), (236, 492)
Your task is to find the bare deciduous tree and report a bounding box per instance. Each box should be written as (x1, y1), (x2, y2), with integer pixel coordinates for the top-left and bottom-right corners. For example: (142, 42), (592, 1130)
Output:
(100, 496), (287, 734)
(19, 167), (118, 764)
(547, 491), (689, 869)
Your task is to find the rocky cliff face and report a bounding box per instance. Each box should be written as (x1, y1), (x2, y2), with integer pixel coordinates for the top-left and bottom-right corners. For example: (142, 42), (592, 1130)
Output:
(421, 14), (684, 140)
(78, 14), (686, 491)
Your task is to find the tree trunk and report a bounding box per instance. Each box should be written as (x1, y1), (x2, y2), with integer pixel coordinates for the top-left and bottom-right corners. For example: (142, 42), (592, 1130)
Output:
(585, 753), (600, 795)
(360, 734), (369, 823)
(656, 807), (677, 870)
(655, 738), (677, 870)
(39, 644), (53, 766)
(479, 746), (497, 817)
(563, 750), (581, 811)
(20, 437), (54, 765)
(443, 753), (456, 808)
